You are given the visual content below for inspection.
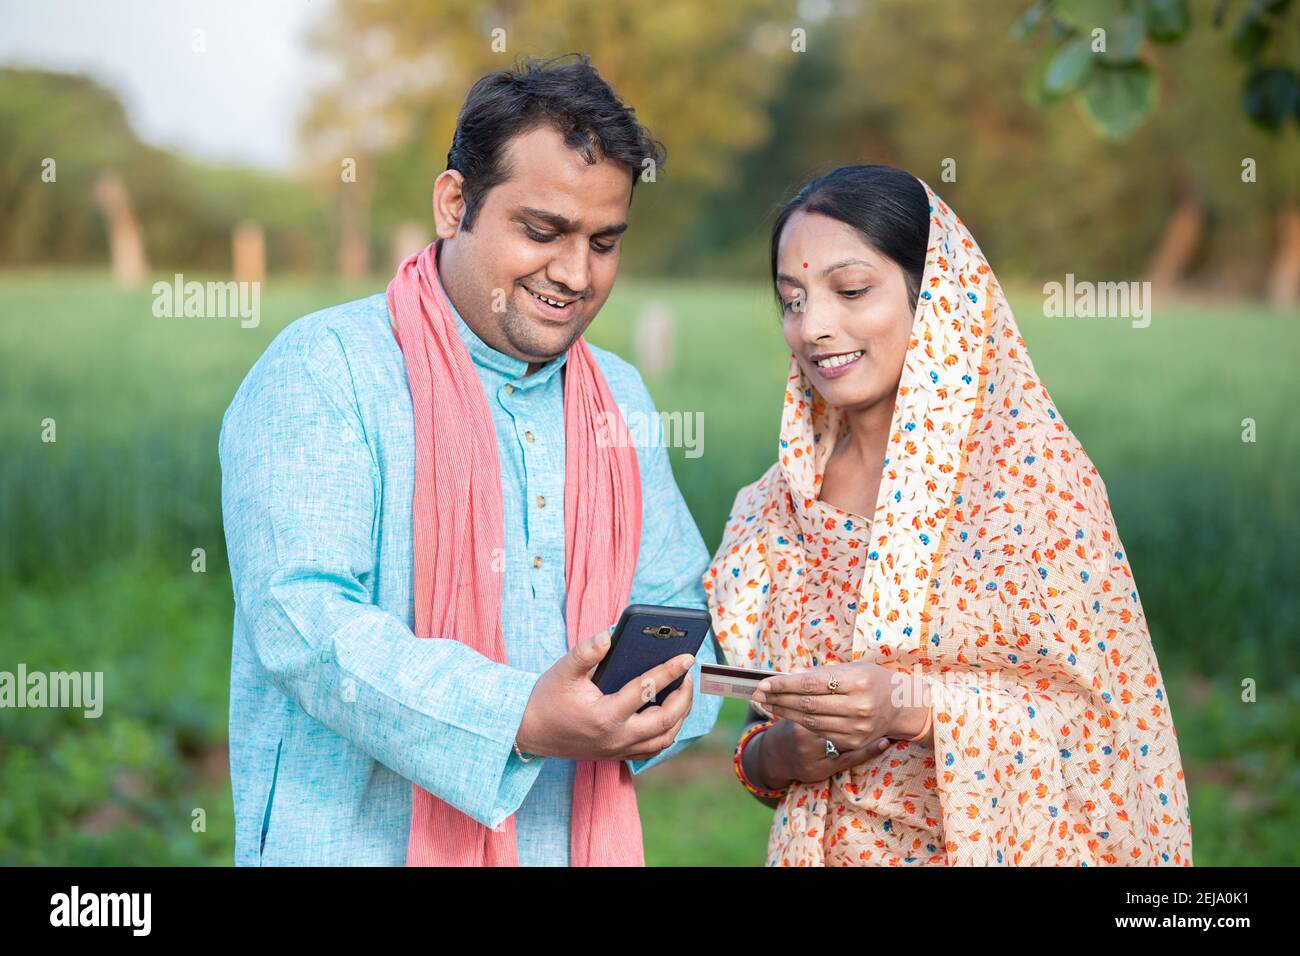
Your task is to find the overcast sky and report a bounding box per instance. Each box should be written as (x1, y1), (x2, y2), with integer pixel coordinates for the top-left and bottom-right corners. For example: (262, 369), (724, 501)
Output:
(0, 0), (335, 171)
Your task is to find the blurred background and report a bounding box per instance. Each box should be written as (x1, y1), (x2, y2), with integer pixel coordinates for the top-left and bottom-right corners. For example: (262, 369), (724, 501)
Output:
(1, 0), (1297, 865)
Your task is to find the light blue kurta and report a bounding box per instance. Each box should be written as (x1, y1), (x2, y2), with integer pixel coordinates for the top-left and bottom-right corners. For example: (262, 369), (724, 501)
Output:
(219, 275), (721, 866)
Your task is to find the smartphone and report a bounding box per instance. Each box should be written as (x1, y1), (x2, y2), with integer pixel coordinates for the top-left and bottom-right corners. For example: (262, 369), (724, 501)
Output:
(590, 604), (712, 711)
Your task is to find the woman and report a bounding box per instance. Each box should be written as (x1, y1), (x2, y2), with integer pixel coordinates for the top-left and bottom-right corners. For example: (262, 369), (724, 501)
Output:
(703, 165), (1192, 866)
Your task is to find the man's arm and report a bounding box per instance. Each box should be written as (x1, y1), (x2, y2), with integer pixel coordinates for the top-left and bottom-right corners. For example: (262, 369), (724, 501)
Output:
(220, 324), (543, 829)
(621, 374), (723, 775)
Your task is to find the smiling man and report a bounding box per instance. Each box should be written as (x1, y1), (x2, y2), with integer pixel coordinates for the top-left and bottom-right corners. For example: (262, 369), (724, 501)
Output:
(219, 55), (721, 866)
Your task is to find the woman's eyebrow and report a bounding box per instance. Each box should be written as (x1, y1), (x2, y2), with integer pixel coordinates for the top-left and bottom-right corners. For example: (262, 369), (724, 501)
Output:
(778, 258), (877, 284)
(820, 257), (874, 276)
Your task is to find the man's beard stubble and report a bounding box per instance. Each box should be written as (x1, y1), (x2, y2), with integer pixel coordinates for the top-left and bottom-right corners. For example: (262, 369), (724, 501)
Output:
(499, 300), (589, 364)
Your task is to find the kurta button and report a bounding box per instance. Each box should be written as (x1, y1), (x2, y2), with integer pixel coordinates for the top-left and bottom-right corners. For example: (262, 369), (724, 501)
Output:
(504, 384), (516, 395)
(524, 430), (535, 442)
(536, 495), (545, 508)
(533, 555), (543, 569)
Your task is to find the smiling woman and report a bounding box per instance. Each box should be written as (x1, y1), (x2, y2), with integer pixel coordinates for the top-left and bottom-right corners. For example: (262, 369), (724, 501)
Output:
(768, 171), (928, 524)
(705, 164), (1193, 867)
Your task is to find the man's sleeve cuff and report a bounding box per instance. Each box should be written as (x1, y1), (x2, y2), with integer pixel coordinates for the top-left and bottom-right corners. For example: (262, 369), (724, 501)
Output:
(478, 668), (547, 829)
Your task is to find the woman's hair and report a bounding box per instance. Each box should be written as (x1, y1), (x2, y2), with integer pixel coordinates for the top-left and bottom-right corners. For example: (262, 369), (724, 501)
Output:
(770, 164), (930, 314)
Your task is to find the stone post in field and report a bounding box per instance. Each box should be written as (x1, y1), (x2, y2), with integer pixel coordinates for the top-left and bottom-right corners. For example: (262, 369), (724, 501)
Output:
(92, 171), (149, 288)
(633, 302), (676, 378)
(232, 220), (266, 285)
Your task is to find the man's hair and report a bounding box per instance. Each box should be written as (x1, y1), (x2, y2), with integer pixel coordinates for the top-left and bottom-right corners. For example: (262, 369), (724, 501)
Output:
(446, 54), (666, 230)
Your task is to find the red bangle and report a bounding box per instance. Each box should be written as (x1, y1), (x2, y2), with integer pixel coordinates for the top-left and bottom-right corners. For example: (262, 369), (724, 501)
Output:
(733, 719), (788, 799)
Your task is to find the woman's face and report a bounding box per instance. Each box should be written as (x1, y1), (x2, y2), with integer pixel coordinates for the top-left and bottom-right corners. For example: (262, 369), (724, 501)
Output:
(776, 209), (916, 413)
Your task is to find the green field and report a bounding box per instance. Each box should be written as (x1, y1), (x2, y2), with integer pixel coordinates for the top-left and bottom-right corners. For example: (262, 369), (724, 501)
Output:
(1, 269), (1297, 865)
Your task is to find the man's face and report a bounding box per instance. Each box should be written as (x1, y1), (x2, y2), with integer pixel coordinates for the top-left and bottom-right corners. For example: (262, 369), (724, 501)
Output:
(435, 124), (634, 368)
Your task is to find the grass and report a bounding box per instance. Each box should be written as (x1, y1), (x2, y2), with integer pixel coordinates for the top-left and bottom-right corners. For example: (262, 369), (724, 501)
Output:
(1, 268), (1297, 865)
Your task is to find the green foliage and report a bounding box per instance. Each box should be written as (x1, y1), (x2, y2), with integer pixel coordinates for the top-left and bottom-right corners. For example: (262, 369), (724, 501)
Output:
(0, 559), (235, 864)
(1219, 0), (1300, 133)
(1078, 61), (1157, 138)
(0, 67), (332, 272)
(1021, 0), (1300, 142)
(1242, 66), (1300, 130)
(0, 69), (138, 264)
(1045, 36), (1097, 93)
(1141, 0), (1193, 40)
(1019, 0), (1184, 139)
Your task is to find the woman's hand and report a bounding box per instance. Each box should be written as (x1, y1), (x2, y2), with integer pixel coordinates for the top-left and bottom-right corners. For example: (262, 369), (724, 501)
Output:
(755, 717), (891, 786)
(751, 662), (929, 755)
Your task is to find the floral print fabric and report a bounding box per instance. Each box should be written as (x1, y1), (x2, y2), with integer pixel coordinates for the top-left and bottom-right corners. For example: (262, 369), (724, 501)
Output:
(704, 179), (1192, 866)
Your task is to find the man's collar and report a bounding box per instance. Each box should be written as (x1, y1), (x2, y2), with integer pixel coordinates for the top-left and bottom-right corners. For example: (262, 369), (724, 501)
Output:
(434, 249), (568, 388)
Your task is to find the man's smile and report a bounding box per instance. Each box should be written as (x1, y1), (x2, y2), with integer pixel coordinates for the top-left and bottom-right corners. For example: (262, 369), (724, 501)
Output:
(520, 283), (582, 321)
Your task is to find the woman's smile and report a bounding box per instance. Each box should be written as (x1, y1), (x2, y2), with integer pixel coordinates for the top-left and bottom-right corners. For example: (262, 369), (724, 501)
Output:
(810, 348), (865, 379)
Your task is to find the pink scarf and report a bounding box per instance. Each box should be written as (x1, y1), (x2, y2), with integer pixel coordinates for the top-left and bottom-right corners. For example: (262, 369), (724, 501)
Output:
(387, 239), (645, 866)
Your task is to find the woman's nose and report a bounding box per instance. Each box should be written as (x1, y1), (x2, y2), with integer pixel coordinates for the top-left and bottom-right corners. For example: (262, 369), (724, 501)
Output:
(797, 299), (835, 343)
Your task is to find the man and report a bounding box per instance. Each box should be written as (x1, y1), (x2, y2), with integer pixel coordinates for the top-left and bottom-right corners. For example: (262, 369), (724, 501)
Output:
(219, 55), (721, 866)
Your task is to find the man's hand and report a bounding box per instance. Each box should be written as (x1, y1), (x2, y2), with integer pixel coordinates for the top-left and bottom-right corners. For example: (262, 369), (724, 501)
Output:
(514, 629), (696, 762)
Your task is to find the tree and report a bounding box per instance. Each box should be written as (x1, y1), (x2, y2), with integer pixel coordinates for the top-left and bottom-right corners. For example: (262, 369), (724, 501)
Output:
(1017, 0), (1300, 305)
(300, 0), (794, 275)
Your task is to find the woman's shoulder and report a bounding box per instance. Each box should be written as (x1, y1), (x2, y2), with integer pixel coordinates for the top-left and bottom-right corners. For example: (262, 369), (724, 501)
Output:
(706, 462), (782, 567)
(726, 461), (784, 523)
(706, 463), (783, 654)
